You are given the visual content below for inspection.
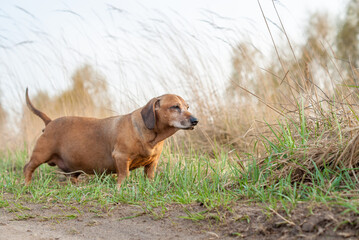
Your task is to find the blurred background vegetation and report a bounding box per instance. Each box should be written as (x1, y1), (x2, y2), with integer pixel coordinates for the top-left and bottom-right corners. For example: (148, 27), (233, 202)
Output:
(20, 64), (113, 145)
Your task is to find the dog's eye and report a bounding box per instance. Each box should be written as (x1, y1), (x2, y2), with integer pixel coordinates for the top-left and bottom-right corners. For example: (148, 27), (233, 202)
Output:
(170, 105), (181, 111)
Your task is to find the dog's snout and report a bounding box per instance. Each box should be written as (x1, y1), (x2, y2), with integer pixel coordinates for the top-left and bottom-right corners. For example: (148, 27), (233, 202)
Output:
(190, 116), (198, 126)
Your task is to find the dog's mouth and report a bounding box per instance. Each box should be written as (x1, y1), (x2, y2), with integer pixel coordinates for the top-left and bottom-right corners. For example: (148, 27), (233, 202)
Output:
(174, 125), (195, 130)
(172, 118), (198, 130)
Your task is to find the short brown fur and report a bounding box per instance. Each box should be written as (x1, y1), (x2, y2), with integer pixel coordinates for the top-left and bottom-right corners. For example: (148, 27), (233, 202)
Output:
(24, 89), (198, 188)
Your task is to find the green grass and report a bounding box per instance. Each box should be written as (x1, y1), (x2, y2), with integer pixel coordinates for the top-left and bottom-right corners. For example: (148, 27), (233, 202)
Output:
(0, 141), (358, 216)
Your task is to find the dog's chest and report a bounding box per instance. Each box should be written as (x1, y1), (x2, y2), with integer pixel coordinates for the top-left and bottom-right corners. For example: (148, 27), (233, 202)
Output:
(129, 154), (156, 170)
(129, 142), (163, 169)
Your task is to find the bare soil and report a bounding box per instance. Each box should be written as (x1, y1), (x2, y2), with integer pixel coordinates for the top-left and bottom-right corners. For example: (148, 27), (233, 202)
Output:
(0, 201), (358, 240)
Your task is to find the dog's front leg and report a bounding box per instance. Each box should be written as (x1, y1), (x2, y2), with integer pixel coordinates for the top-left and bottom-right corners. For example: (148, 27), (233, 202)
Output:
(144, 157), (159, 180)
(112, 151), (131, 190)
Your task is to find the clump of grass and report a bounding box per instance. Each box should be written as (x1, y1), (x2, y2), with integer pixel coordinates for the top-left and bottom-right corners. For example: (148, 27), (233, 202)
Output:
(251, 88), (359, 192)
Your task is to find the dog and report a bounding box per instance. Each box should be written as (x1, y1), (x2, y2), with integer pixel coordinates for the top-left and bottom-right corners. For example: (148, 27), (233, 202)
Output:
(24, 88), (198, 189)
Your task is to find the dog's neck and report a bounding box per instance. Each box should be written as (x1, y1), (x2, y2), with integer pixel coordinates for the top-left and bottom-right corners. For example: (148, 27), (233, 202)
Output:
(149, 126), (178, 146)
(131, 111), (178, 147)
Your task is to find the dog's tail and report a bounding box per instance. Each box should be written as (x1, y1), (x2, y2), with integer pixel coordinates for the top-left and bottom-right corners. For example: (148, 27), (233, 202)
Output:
(25, 88), (52, 126)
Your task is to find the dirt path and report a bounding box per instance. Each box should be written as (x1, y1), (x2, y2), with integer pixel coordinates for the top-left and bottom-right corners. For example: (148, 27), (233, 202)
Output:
(0, 203), (216, 240)
(1, 202), (358, 240)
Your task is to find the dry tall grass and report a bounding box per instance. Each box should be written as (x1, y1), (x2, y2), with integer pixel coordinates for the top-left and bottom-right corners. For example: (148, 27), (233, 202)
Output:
(1, 1), (359, 182)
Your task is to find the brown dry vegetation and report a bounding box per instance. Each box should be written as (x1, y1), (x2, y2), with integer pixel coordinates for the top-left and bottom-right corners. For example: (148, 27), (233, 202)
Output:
(1, 1), (359, 184)
(225, 1), (359, 181)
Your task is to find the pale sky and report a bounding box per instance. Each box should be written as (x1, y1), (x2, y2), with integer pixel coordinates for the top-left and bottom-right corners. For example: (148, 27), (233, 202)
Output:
(0, 0), (350, 115)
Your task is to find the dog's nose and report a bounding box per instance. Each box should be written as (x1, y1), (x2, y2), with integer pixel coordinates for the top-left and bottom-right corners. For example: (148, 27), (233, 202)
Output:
(190, 116), (198, 126)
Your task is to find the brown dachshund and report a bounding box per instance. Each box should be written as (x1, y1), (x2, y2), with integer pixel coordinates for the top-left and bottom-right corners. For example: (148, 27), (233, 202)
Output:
(24, 88), (198, 188)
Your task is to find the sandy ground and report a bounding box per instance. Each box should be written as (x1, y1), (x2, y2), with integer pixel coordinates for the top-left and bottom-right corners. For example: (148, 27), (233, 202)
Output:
(0, 203), (216, 240)
(0, 201), (358, 240)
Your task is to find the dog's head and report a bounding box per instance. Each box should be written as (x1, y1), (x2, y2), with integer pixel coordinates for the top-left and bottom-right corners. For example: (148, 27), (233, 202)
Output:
(141, 94), (198, 130)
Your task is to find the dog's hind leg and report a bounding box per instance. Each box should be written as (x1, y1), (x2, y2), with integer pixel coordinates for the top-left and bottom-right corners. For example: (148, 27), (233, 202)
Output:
(24, 136), (56, 185)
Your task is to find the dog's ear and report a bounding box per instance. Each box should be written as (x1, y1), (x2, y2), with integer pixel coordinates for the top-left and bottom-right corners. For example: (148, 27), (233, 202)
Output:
(141, 98), (160, 130)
